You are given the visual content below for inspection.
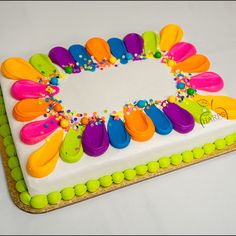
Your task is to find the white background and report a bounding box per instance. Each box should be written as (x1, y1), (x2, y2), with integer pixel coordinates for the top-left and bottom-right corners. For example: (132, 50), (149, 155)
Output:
(0, 1), (236, 234)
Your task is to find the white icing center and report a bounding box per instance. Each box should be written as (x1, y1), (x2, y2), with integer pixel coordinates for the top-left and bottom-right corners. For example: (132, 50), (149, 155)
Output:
(59, 59), (175, 117)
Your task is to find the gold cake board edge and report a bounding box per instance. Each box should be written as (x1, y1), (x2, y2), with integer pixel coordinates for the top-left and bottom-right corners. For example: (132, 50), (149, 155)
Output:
(1, 136), (236, 214)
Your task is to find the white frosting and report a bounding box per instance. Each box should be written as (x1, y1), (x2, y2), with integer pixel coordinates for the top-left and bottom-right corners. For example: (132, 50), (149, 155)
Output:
(1, 59), (236, 196)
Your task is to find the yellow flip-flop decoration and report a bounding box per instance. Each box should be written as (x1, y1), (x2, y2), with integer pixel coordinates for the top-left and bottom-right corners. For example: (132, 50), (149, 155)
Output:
(192, 94), (236, 120)
(27, 129), (64, 178)
(1, 57), (45, 82)
(160, 24), (183, 51)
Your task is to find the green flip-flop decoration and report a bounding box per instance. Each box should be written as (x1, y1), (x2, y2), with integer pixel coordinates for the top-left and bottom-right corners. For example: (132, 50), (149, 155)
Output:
(60, 126), (84, 163)
(29, 53), (63, 78)
(176, 97), (213, 125)
(142, 31), (160, 56)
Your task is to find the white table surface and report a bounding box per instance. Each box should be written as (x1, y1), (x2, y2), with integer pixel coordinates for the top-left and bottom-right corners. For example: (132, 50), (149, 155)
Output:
(0, 1), (236, 234)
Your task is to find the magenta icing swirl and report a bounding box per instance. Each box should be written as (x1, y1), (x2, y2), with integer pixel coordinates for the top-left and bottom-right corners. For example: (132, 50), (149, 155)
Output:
(20, 116), (60, 145)
(166, 42), (197, 63)
(11, 80), (60, 100)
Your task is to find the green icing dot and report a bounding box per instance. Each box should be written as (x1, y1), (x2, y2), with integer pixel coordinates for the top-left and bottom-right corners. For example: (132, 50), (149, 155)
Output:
(0, 104), (6, 115)
(182, 151), (194, 163)
(3, 136), (13, 147)
(193, 147), (204, 159)
(124, 169), (136, 181)
(234, 133), (236, 142)
(225, 134), (235, 146)
(0, 90), (2, 96)
(30, 195), (48, 209)
(61, 187), (75, 201)
(159, 157), (171, 168)
(0, 96), (3, 104)
(170, 154), (183, 166)
(20, 191), (31, 206)
(112, 172), (124, 184)
(6, 144), (16, 157)
(11, 167), (23, 181)
(74, 184), (87, 196)
(135, 165), (148, 176)
(47, 192), (62, 205)
(214, 138), (226, 150)
(15, 180), (27, 193)
(0, 115), (7, 125)
(65, 66), (73, 74)
(154, 51), (162, 59)
(86, 180), (100, 193)
(147, 161), (159, 173)
(8, 156), (19, 169)
(0, 124), (10, 138)
(99, 175), (113, 187)
(203, 143), (215, 155)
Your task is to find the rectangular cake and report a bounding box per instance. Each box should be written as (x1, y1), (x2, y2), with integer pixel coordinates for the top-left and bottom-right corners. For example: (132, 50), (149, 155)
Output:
(1, 24), (236, 211)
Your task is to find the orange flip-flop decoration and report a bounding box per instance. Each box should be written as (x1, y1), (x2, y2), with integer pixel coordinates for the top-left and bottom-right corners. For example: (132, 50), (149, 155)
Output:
(171, 54), (210, 73)
(192, 94), (236, 120)
(124, 107), (155, 141)
(13, 98), (53, 122)
(160, 24), (183, 51)
(27, 129), (64, 178)
(1, 57), (45, 82)
(85, 37), (114, 65)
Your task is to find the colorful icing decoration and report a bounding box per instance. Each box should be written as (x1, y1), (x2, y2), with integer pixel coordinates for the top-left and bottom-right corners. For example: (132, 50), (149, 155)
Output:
(82, 121), (109, 157)
(163, 103), (195, 133)
(20, 115), (59, 145)
(142, 31), (160, 56)
(160, 24), (183, 51)
(165, 42), (197, 63)
(144, 104), (173, 135)
(68, 44), (96, 71)
(107, 116), (131, 149)
(124, 106), (155, 141)
(189, 72), (224, 92)
(1, 57), (44, 82)
(60, 126), (84, 163)
(107, 38), (129, 64)
(123, 33), (144, 60)
(48, 46), (80, 74)
(26, 129), (64, 178)
(176, 97), (212, 124)
(11, 80), (59, 100)
(85, 37), (114, 65)
(171, 54), (210, 73)
(13, 98), (53, 122)
(192, 94), (236, 120)
(29, 53), (62, 78)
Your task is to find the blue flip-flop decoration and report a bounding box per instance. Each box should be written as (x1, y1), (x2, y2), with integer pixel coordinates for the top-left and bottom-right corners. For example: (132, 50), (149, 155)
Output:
(68, 44), (96, 72)
(107, 38), (129, 64)
(144, 104), (173, 135)
(107, 116), (131, 149)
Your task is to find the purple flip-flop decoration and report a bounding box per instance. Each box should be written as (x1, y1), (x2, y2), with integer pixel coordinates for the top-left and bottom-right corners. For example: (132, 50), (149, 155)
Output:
(189, 72), (224, 92)
(166, 42), (197, 63)
(82, 122), (109, 157)
(163, 103), (195, 134)
(20, 116), (60, 145)
(11, 80), (60, 100)
(123, 33), (144, 60)
(48, 46), (80, 73)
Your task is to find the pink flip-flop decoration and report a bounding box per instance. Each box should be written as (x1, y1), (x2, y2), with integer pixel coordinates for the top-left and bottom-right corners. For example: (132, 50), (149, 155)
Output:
(166, 42), (197, 63)
(20, 116), (60, 145)
(11, 80), (60, 100)
(189, 72), (224, 92)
